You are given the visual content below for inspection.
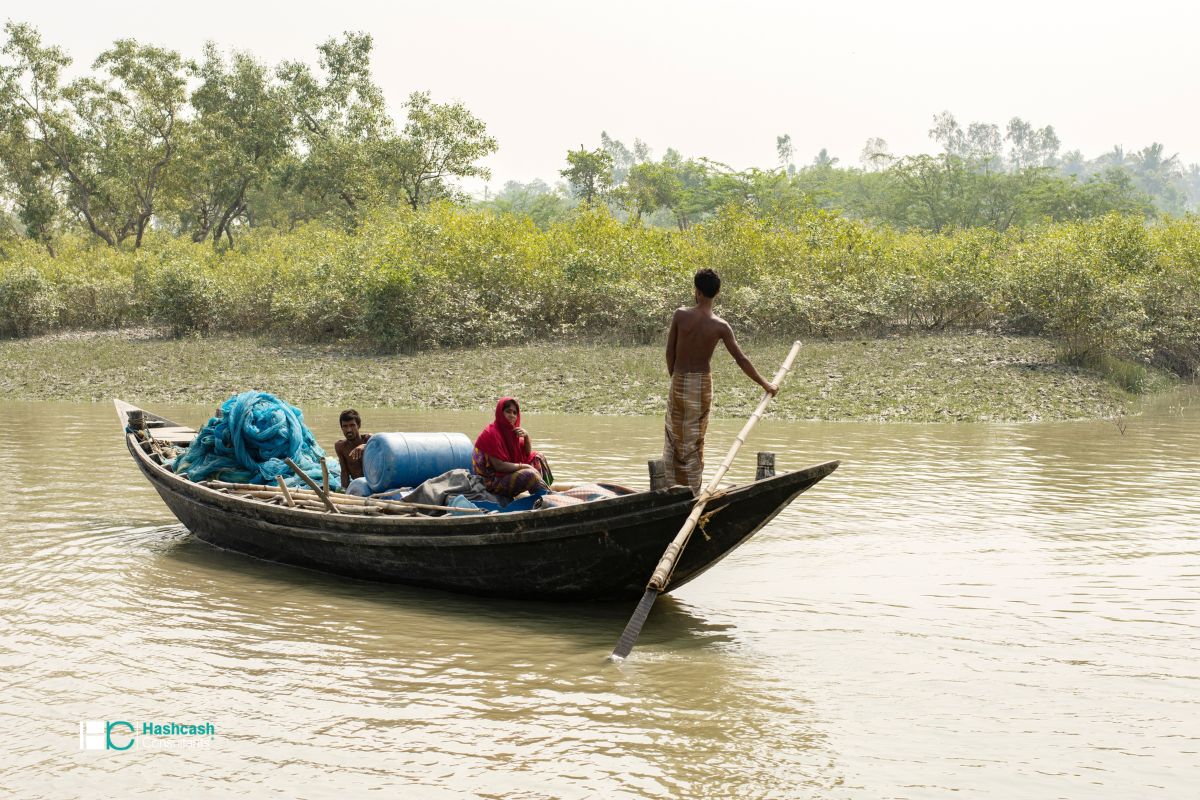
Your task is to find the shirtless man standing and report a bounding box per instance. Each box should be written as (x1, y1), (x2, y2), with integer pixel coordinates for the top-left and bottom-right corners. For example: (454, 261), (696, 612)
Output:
(663, 268), (777, 492)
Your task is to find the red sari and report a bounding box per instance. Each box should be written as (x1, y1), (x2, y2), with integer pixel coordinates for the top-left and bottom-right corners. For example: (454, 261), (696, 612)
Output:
(472, 397), (553, 496)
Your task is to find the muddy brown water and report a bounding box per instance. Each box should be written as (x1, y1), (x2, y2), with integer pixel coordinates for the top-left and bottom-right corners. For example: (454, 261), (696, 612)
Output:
(1, 394), (1197, 798)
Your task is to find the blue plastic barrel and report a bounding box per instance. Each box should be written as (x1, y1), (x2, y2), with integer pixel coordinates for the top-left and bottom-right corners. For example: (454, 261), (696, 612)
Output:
(363, 432), (474, 493)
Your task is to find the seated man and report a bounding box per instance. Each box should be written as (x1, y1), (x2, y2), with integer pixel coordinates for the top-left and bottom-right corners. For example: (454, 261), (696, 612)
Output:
(334, 409), (372, 493)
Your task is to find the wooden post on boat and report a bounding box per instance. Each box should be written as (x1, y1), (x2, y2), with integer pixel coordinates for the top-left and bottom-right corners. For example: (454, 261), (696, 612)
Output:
(284, 457), (340, 514)
(610, 341), (802, 663)
(321, 459), (331, 495)
(128, 410), (145, 432)
(275, 476), (295, 507)
(756, 452), (776, 481)
(648, 459), (668, 491)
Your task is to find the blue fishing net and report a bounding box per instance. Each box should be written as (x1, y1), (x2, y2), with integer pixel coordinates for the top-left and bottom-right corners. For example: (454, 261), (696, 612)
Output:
(170, 391), (341, 490)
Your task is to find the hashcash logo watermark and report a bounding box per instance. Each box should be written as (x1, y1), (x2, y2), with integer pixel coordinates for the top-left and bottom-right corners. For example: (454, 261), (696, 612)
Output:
(78, 720), (216, 752)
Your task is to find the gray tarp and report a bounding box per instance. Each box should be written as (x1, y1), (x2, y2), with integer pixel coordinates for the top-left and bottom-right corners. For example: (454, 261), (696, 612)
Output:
(402, 469), (506, 508)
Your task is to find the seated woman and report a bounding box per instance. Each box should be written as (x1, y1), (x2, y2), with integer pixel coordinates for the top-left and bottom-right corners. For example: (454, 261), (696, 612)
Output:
(472, 397), (553, 498)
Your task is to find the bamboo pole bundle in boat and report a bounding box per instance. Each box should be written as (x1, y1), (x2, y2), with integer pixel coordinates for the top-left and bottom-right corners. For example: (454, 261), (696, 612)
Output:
(201, 480), (485, 515)
(216, 488), (386, 516)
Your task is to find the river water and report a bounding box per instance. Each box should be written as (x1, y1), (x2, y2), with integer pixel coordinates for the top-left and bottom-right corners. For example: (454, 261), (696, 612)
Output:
(1, 394), (1197, 799)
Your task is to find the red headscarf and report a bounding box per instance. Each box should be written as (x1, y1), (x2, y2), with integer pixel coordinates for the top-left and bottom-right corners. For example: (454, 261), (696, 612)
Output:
(474, 397), (537, 465)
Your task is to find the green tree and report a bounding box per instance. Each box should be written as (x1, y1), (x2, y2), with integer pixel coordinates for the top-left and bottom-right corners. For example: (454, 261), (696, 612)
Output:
(965, 122), (1003, 173)
(384, 91), (498, 210)
(812, 148), (839, 168)
(181, 43), (293, 245)
(560, 146), (613, 204)
(1006, 117), (1059, 170)
(889, 154), (976, 232)
(859, 137), (893, 172)
(656, 149), (717, 230)
(929, 111), (968, 158)
(0, 23), (71, 252)
(1026, 168), (1155, 221)
(482, 179), (572, 228)
(0, 125), (59, 252)
(600, 131), (636, 184)
(1129, 142), (1185, 214)
(277, 31), (391, 224)
(613, 160), (681, 222)
(0, 23), (187, 248)
(776, 133), (795, 175)
(1060, 149), (1086, 177)
(96, 39), (187, 246)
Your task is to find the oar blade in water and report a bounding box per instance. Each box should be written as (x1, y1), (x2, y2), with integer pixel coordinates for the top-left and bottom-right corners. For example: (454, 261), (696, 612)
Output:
(609, 587), (659, 662)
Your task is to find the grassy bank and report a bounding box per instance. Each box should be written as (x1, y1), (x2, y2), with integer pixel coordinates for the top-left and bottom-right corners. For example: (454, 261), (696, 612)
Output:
(0, 331), (1173, 422)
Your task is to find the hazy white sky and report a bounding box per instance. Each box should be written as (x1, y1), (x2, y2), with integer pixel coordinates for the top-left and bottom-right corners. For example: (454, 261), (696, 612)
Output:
(10, 0), (1199, 194)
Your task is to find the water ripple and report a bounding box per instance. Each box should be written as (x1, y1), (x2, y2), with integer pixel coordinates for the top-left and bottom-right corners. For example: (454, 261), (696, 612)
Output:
(1, 396), (1198, 797)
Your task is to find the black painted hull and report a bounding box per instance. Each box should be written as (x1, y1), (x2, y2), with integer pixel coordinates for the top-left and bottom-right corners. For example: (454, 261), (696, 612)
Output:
(119, 401), (838, 601)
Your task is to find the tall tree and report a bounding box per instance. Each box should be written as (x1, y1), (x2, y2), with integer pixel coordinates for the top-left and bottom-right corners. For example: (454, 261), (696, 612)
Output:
(659, 149), (715, 230)
(86, 39), (188, 247)
(1096, 145), (1127, 170)
(859, 137), (893, 171)
(277, 31), (391, 222)
(965, 123), (1003, 173)
(0, 23), (72, 251)
(929, 111), (967, 158)
(776, 134), (795, 175)
(385, 91), (497, 210)
(1006, 117), (1059, 170)
(1059, 149), (1086, 177)
(1129, 142), (1184, 213)
(181, 43), (293, 245)
(811, 148), (839, 168)
(600, 131), (635, 184)
(560, 146), (613, 204)
(0, 23), (187, 248)
(614, 160), (681, 222)
(0, 123), (59, 252)
(889, 154), (974, 233)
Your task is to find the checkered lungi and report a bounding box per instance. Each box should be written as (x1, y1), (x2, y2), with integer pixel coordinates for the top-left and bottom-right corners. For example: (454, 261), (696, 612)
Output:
(662, 371), (712, 493)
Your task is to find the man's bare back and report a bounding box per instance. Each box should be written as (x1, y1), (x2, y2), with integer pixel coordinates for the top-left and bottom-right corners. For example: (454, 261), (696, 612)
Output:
(666, 305), (727, 374)
(665, 297), (778, 394)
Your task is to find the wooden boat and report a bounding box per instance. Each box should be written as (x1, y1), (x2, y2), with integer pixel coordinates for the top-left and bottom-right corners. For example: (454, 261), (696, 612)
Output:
(117, 400), (838, 601)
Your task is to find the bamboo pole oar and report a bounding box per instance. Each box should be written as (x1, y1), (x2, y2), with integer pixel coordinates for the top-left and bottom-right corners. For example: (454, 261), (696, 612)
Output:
(609, 340), (802, 662)
(284, 457), (340, 514)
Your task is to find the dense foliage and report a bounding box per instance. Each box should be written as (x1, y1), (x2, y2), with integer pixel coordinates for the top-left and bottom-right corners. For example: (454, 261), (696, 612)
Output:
(0, 23), (497, 250)
(1, 205), (1197, 379)
(491, 120), (1198, 234)
(2, 24), (1198, 386)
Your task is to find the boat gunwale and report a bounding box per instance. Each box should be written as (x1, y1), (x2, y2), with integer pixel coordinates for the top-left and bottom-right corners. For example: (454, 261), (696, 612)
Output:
(118, 400), (840, 549)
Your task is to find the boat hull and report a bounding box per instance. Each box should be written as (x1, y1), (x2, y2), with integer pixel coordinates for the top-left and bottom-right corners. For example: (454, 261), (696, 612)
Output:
(120, 401), (838, 601)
